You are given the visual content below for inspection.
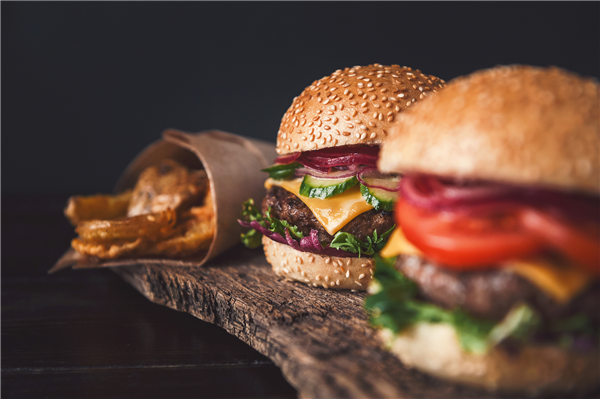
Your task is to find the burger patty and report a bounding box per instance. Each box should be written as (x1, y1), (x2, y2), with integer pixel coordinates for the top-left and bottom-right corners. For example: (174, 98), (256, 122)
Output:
(262, 185), (395, 247)
(395, 254), (600, 323)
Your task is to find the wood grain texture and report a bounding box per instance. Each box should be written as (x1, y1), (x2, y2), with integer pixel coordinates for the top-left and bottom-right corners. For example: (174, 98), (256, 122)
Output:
(112, 245), (588, 399)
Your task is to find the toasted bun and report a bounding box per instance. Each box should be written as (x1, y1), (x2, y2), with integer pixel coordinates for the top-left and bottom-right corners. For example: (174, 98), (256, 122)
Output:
(276, 64), (445, 154)
(379, 323), (600, 394)
(263, 236), (374, 290)
(379, 65), (600, 195)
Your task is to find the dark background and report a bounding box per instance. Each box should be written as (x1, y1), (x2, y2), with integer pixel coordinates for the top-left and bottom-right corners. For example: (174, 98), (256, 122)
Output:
(2, 1), (599, 194)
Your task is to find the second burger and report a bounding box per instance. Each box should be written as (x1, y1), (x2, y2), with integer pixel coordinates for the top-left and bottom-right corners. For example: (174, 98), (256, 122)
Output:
(240, 64), (445, 290)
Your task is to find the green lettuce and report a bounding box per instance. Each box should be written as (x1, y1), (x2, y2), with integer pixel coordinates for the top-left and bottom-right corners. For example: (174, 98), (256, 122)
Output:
(329, 226), (395, 257)
(239, 199), (394, 257)
(365, 256), (541, 354)
(240, 199), (304, 248)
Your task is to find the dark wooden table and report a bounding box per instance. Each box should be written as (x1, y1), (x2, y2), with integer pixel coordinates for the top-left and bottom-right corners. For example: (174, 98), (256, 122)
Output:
(1, 193), (298, 399)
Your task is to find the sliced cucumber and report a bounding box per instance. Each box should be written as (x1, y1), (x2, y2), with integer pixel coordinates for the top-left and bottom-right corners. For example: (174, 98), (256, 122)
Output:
(360, 184), (397, 211)
(299, 175), (358, 199)
(261, 162), (302, 180)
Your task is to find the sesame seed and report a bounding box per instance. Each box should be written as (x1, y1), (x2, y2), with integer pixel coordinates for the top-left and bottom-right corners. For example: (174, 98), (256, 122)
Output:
(325, 257), (331, 264)
(313, 283), (318, 287)
(346, 259), (352, 266)
(359, 274), (365, 279)
(360, 132), (367, 140)
(334, 270), (340, 275)
(342, 131), (351, 136)
(361, 263), (367, 268)
(305, 279), (310, 283)
(316, 275), (321, 281)
(369, 132), (377, 139)
(309, 255), (314, 263)
(346, 270), (350, 278)
(301, 271), (306, 277)
(325, 276), (329, 282)
(336, 280), (340, 285)
(355, 281), (363, 287)
(330, 282), (335, 287)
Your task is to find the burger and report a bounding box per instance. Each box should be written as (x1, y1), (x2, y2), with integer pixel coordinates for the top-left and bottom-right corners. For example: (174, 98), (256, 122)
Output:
(239, 64), (445, 290)
(366, 65), (599, 393)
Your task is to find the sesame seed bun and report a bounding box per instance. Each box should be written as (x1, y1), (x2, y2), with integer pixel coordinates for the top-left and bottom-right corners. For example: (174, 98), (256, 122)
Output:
(378, 322), (600, 394)
(276, 64), (445, 155)
(378, 65), (600, 195)
(263, 236), (374, 291)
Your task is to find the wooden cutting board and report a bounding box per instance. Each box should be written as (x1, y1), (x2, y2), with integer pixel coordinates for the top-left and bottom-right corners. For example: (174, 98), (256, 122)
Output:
(112, 245), (586, 399)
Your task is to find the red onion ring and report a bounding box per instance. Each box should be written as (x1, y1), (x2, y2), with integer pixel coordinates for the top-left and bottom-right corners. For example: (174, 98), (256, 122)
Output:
(357, 167), (401, 192)
(295, 167), (360, 179)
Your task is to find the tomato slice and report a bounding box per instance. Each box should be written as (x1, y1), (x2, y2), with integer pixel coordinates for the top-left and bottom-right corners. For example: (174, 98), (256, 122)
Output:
(519, 208), (600, 274)
(396, 198), (544, 269)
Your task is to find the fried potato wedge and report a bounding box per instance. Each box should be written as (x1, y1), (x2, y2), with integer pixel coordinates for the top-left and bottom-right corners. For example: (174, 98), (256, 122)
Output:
(127, 159), (209, 217)
(151, 190), (215, 257)
(76, 209), (177, 243)
(64, 190), (133, 225)
(67, 160), (214, 260)
(71, 237), (146, 259)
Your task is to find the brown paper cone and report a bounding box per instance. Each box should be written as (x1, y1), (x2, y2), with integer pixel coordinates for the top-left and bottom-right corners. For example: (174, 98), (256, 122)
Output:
(50, 129), (276, 273)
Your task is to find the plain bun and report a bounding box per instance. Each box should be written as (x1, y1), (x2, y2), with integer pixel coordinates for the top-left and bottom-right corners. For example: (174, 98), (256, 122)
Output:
(379, 65), (600, 195)
(263, 236), (374, 290)
(379, 322), (600, 394)
(276, 64), (445, 154)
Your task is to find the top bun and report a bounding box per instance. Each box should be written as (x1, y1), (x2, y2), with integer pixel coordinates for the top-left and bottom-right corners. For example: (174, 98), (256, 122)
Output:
(379, 65), (600, 194)
(276, 64), (445, 154)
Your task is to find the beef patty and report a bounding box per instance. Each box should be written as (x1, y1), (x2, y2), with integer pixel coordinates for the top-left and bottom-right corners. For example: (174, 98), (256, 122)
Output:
(395, 254), (600, 323)
(262, 185), (395, 247)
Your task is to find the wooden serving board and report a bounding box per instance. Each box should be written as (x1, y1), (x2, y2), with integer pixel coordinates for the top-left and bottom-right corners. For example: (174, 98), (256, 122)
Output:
(112, 246), (576, 399)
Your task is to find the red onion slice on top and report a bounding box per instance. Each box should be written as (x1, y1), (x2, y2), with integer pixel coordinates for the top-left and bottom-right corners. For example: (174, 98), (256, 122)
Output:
(274, 153), (301, 164)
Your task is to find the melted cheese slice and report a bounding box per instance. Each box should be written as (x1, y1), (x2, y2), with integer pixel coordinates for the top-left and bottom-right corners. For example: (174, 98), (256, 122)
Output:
(379, 226), (592, 303)
(504, 259), (591, 303)
(265, 178), (373, 235)
(379, 227), (423, 258)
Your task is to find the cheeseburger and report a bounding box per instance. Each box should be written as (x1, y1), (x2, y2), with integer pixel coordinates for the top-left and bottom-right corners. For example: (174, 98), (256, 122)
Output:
(366, 65), (599, 393)
(240, 64), (445, 290)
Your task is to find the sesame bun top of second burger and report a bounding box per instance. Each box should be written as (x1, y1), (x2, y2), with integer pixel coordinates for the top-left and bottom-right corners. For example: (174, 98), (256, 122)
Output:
(276, 64), (446, 155)
(378, 65), (599, 194)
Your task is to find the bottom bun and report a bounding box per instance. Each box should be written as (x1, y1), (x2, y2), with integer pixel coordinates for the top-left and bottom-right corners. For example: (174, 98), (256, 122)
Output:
(263, 236), (374, 290)
(379, 322), (599, 394)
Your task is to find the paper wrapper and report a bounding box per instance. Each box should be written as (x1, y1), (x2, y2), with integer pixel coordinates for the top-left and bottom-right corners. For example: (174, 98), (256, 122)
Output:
(50, 129), (277, 273)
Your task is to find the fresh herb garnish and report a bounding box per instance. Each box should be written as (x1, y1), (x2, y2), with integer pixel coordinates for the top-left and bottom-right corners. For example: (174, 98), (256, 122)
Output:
(329, 226), (395, 257)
